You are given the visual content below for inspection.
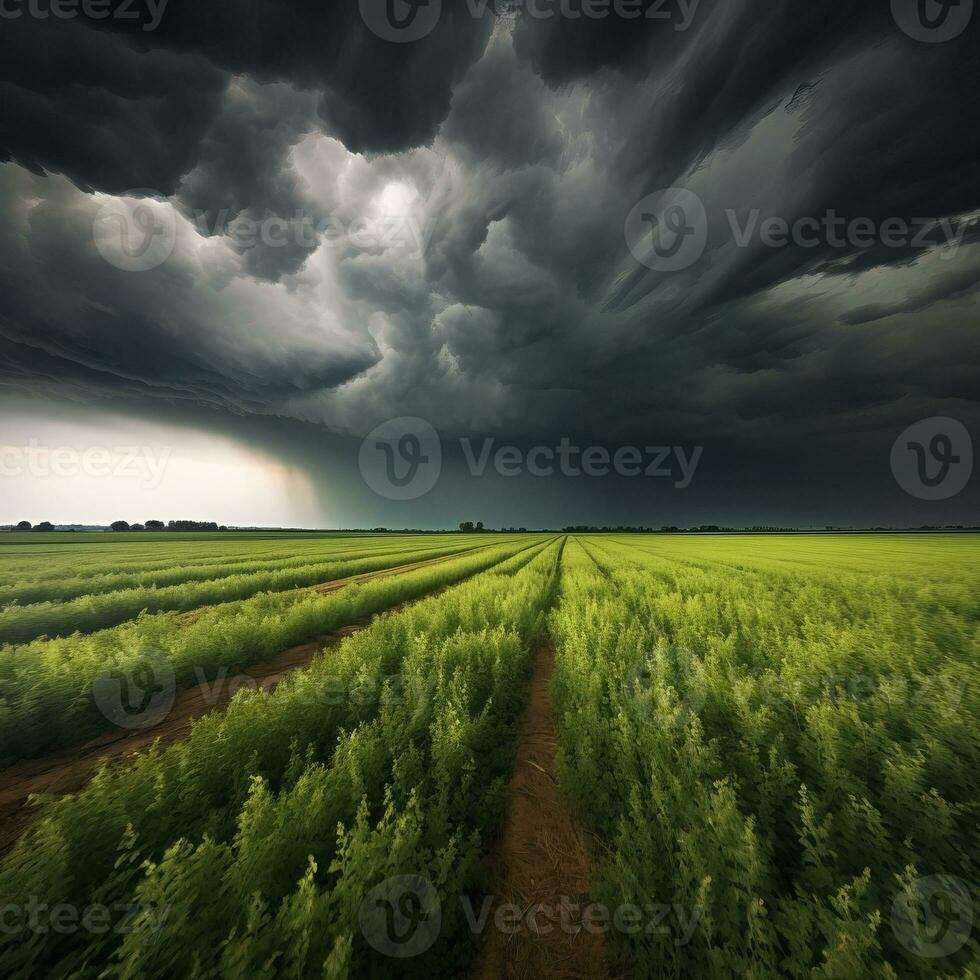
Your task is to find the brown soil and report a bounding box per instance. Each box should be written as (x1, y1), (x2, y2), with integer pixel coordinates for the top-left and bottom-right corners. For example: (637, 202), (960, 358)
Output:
(173, 549), (471, 625)
(0, 624), (361, 858)
(471, 639), (610, 980)
(0, 548), (490, 859)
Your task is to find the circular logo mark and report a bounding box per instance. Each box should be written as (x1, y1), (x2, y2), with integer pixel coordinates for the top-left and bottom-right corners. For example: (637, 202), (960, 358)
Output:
(358, 874), (442, 958)
(890, 417), (973, 500)
(892, 0), (973, 42)
(625, 187), (708, 273)
(891, 875), (973, 958)
(359, 417), (442, 501)
(92, 190), (177, 272)
(359, 0), (442, 42)
(624, 645), (705, 730)
(92, 647), (176, 730)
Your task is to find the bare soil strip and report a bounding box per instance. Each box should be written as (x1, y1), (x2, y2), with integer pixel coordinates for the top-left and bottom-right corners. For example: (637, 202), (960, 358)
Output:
(173, 548), (480, 626)
(309, 550), (470, 594)
(0, 626), (358, 858)
(0, 548), (502, 858)
(471, 639), (610, 980)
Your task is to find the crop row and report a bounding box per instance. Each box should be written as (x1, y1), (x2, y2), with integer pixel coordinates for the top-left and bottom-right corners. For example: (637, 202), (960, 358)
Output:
(0, 538), (563, 977)
(0, 538), (489, 607)
(0, 534), (479, 589)
(548, 537), (978, 977)
(0, 538), (549, 764)
(0, 541), (493, 645)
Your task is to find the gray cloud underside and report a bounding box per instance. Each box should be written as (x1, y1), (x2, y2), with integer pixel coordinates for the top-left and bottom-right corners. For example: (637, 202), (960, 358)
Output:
(0, 3), (978, 457)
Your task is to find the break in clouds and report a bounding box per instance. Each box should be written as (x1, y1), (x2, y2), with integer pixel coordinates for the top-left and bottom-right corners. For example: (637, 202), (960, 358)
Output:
(0, 0), (978, 520)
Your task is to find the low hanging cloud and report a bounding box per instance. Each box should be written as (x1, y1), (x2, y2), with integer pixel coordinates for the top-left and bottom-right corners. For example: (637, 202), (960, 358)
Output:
(0, 0), (977, 511)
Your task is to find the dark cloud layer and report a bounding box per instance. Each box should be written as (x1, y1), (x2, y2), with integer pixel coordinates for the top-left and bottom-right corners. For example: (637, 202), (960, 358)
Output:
(0, 1), (978, 523)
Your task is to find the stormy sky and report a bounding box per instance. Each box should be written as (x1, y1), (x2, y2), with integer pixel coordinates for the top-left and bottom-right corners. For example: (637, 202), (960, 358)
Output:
(1, 0), (978, 528)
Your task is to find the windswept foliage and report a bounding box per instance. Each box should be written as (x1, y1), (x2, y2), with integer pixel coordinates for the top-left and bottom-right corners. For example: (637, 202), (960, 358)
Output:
(0, 539), (545, 763)
(0, 532), (976, 978)
(0, 540), (498, 644)
(549, 536), (979, 977)
(0, 540), (563, 977)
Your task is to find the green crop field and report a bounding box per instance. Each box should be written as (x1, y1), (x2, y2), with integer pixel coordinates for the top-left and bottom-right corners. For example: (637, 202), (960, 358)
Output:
(0, 532), (976, 978)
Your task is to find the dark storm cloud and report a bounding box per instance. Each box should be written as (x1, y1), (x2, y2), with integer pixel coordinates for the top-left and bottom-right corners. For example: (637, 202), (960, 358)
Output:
(0, 166), (380, 415)
(841, 264), (980, 326)
(590, 22), (980, 315)
(0, 0), (493, 191)
(175, 81), (321, 280)
(96, 0), (494, 154)
(512, 0), (885, 174)
(0, 0), (494, 280)
(442, 35), (564, 170)
(0, 16), (226, 194)
(0, 0), (978, 525)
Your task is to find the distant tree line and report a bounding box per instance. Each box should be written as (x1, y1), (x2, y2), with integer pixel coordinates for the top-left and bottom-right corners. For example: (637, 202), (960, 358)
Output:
(108, 520), (228, 532)
(564, 525), (729, 533)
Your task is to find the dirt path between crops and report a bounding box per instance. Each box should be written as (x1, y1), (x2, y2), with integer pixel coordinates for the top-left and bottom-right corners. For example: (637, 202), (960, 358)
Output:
(0, 625), (363, 858)
(0, 548), (500, 859)
(173, 548), (478, 626)
(470, 638), (611, 980)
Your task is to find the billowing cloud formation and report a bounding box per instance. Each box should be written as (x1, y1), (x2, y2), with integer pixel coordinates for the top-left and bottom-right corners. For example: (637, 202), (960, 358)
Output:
(0, 3), (978, 523)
